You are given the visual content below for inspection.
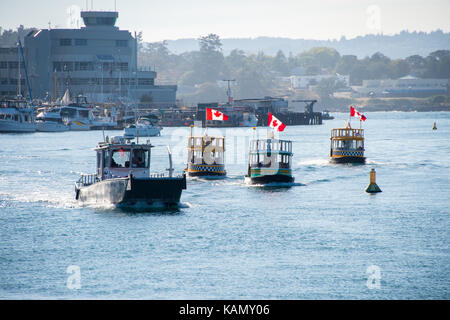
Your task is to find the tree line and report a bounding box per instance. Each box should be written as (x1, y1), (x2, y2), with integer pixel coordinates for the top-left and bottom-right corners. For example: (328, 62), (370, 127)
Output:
(139, 34), (450, 104)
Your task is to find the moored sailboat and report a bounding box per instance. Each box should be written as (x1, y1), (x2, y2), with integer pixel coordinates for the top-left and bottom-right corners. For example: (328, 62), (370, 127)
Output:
(0, 99), (36, 133)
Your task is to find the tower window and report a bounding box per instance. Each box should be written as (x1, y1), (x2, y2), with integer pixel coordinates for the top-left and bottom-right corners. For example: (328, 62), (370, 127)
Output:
(116, 40), (128, 47)
(75, 39), (87, 46)
(60, 39), (72, 46)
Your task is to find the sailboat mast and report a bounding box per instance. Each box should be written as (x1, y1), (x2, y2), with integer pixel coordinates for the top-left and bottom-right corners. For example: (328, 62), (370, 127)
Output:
(17, 42), (21, 97)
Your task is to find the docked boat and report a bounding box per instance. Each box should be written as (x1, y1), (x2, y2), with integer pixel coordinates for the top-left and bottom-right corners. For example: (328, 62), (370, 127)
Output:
(245, 131), (294, 184)
(90, 105), (119, 130)
(330, 123), (366, 164)
(185, 127), (226, 178)
(0, 99), (36, 133)
(75, 136), (187, 207)
(60, 95), (94, 131)
(322, 110), (334, 120)
(123, 116), (162, 139)
(35, 106), (70, 132)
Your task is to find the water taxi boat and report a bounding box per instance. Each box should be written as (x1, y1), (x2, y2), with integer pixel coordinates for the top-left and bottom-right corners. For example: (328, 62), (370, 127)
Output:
(75, 136), (186, 207)
(330, 123), (365, 164)
(245, 131), (294, 184)
(0, 99), (36, 133)
(185, 128), (226, 178)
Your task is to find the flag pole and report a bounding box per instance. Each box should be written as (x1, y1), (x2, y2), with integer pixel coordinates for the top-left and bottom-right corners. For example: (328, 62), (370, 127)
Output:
(204, 108), (208, 135)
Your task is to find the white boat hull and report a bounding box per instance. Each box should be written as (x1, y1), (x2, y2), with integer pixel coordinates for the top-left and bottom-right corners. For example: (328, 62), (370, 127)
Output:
(36, 121), (70, 132)
(124, 127), (162, 137)
(0, 120), (36, 133)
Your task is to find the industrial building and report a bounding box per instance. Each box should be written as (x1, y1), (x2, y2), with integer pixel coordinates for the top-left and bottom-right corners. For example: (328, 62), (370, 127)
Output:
(1, 11), (177, 107)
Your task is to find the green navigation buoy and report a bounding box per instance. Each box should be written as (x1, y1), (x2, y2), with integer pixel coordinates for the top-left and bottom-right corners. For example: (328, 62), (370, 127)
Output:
(366, 168), (382, 193)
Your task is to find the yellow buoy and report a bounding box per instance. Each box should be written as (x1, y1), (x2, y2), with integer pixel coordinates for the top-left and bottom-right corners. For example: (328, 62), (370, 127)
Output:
(366, 168), (382, 193)
(433, 122), (437, 130)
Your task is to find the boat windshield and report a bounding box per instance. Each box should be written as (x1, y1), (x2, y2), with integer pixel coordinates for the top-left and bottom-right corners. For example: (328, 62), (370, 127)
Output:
(132, 149), (149, 168)
(111, 148), (131, 168)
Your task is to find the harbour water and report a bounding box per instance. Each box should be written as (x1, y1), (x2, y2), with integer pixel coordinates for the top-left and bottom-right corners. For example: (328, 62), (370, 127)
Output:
(0, 112), (449, 299)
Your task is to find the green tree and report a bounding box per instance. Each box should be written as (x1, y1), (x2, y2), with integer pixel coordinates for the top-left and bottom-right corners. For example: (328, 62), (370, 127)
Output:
(272, 50), (289, 75)
(193, 33), (225, 83)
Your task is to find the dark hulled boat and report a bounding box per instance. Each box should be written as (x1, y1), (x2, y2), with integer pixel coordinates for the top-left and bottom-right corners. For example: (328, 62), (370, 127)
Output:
(330, 124), (366, 164)
(245, 132), (294, 185)
(185, 130), (226, 178)
(75, 136), (186, 207)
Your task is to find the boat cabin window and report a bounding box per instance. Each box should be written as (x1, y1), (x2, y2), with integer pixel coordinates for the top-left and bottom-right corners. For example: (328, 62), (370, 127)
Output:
(132, 149), (150, 168)
(332, 140), (364, 150)
(103, 149), (111, 168)
(111, 148), (131, 168)
(278, 154), (291, 168)
(79, 110), (90, 118)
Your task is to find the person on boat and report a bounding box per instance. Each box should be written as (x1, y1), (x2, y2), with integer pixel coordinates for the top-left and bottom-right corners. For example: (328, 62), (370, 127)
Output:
(132, 150), (146, 168)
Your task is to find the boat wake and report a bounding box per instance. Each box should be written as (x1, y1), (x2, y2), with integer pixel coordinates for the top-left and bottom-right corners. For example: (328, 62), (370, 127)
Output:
(243, 178), (305, 188)
(81, 200), (191, 213)
(297, 158), (330, 167)
(0, 189), (78, 209)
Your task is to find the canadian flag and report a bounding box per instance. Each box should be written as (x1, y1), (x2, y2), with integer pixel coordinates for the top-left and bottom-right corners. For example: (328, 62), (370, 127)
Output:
(350, 106), (367, 121)
(268, 112), (286, 132)
(206, 108), (229, 121)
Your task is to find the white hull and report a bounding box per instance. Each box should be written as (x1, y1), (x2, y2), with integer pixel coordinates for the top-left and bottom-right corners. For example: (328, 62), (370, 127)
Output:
(124, 126), (162, 137)
(36, 122), (70, 132)
(0, 120), (36, 133)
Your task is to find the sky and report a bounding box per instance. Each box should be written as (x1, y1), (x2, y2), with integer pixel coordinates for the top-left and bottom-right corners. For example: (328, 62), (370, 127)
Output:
(1, 0), (449, 42)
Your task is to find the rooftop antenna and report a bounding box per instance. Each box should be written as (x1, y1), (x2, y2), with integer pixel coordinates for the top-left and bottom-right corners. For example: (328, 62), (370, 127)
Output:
(114, 0), (117, 11)
(222, 79), (235, 104)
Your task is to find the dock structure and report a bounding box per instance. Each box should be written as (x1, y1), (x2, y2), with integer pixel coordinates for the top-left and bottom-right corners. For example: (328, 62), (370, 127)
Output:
(195, 98), (323, 128)
(257, 111), (322, 126)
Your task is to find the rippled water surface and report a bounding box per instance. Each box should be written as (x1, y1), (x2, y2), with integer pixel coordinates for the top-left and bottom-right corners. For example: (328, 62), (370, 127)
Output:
(0, 112), (449, 299)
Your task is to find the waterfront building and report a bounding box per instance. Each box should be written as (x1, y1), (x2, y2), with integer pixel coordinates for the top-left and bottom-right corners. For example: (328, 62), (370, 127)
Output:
(0, 47), (26, 97)
(0, 11), (177, 107)
(289, 74), (350, 89)
(352, 75), (448, 97)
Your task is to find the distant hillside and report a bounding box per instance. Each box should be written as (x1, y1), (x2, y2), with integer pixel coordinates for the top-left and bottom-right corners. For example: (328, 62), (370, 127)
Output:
(165, 30), (450, 59)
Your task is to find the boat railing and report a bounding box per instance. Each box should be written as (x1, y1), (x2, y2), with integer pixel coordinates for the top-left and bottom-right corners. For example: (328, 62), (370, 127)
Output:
(77, 173), (99, 187)
(331, 128), (364, 138)
(149, 172), (185, 179)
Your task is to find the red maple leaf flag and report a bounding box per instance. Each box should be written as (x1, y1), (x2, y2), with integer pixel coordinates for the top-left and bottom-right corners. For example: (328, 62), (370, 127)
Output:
(268, 112), (286, 132)
(350, 106), (367, 121)
(206, 108), (229, 121)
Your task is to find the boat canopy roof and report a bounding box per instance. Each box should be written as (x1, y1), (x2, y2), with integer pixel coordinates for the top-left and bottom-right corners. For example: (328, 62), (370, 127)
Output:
(249, 138), (293, 154)
(331, 128), (364, 140)
(95, 136), (154, 151)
